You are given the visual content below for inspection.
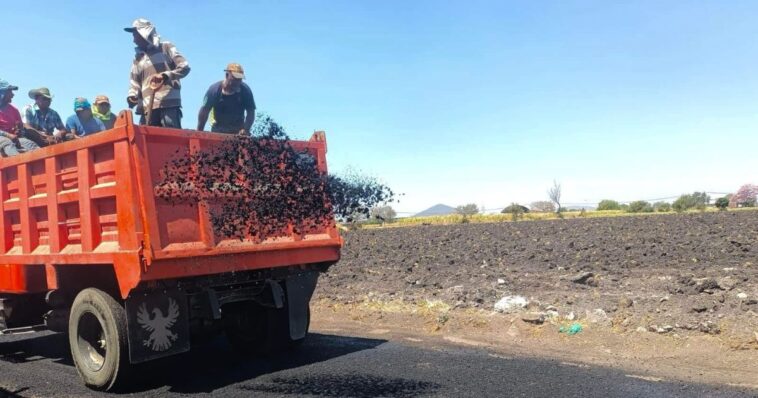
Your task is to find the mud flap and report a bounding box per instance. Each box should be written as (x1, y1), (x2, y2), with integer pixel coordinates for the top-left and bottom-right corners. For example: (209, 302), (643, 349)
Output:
(125, 289), (190, 364)
(285, 271), (319, 340)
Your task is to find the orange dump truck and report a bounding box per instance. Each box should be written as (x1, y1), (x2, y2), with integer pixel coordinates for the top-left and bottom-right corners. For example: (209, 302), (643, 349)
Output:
(0, 112), (342, 390)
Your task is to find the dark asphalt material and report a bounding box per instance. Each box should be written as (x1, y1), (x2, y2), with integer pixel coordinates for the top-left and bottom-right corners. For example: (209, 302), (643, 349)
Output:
(0, 331), (755, 397)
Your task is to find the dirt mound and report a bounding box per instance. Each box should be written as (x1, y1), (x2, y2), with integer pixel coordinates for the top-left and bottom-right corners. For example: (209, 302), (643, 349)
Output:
(316, 211), (758, 339)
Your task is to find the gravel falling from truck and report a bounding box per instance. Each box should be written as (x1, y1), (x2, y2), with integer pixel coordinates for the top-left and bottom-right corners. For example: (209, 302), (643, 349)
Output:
(154, 133), (334, 242)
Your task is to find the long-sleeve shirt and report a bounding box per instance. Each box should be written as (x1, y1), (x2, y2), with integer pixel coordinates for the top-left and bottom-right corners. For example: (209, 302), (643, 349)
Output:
(128, 41), (190, 110)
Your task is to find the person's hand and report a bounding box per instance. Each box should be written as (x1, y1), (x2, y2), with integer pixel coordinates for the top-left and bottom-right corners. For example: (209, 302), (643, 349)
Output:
(150, 74), (165, 88)
(237, 128), (249, 136)
(45, 135), (58, 145)
(127, 96), (139, 108)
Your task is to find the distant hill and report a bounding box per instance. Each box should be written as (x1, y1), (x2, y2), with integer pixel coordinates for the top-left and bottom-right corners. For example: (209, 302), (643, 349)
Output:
(414, 204), (457, 217)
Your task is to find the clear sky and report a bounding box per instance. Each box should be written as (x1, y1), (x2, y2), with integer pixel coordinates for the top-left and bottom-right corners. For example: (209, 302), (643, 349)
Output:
(4, 1), (757, 214)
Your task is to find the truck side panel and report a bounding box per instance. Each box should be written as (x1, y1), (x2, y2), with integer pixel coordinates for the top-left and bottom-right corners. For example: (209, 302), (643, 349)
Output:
(0, 122), (141, 294)
(0, 112), (341, 299)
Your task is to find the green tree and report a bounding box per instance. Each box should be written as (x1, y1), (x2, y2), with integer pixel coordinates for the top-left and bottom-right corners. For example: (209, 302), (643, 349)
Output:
(653, 202), (671, 212)
(455, 203), (480, 216)
(501, 204), (529, 214)
(628, 200), (654, 213)
(502, 203), (528, 221)
(672, 192), (710, 213)
(597, 199), (621, 211)
(714, 197), (729, 211)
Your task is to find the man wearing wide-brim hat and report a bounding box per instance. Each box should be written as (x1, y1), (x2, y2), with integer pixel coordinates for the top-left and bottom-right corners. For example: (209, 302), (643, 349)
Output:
(196, 63), (256, 135)
(23, 87), (67, 146)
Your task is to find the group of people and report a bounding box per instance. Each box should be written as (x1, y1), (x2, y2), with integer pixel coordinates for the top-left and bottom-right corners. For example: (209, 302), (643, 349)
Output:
(0, 82), (117, 156)
(0, 18), (256, 157)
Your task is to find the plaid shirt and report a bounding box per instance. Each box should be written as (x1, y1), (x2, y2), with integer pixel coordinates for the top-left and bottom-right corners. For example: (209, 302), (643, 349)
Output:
(22, 104), (65, 134)
(129, 41), (190, 110)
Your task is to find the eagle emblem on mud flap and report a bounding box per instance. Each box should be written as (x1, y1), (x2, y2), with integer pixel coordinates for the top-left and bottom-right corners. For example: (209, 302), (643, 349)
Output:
(136, 298), (180, 351)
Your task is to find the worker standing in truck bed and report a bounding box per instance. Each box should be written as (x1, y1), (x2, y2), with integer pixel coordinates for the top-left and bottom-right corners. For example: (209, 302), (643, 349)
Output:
(125, 18), (190, 128)
(196, 63), (256, 135)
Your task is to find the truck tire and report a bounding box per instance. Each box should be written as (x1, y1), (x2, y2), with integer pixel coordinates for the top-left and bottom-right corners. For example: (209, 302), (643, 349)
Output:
(223, 301), (309, 355)
(68, 288), (130, 391)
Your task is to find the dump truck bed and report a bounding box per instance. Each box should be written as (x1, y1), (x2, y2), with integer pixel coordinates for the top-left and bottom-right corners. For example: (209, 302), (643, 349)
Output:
(0, 112), (342, 298)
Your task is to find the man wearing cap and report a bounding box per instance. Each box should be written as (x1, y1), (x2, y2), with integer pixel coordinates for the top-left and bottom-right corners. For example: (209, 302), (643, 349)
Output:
(125, 18), (190, 128)
(22, 87), (67, 146)
(196, 63), (256, 135)
(93, 95), (117, 129)
(65, 98), (106, 137)
(0, 79), (40, 156)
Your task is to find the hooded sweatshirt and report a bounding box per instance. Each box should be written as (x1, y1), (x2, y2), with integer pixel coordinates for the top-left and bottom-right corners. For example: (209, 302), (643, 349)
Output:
(127, 21), (190, 111)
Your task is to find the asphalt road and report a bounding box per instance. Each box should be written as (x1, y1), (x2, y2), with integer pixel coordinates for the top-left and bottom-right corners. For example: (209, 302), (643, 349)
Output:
(0, 331), (755, 398)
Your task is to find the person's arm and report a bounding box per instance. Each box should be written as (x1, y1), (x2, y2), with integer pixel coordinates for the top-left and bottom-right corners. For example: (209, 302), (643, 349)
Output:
(22, 124), (49, 143)
(160, 42), (190, 84)
(197, 107), (210, 131)
(196, 85), (217, 131)
(22, 109), (44, 136)
(23, 123), (43, 135)
(240, 85), (256, 135)
(127, 61), (141, 107)
(55, 113), (68, 133)
(49, 113), (67, 142)
(241, 108), (255, 136)
(65, 116), (79, 138)
(0, 129), (16, 140)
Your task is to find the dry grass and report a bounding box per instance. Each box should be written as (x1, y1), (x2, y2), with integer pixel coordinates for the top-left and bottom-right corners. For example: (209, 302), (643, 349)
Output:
(360, 207), (758, 229)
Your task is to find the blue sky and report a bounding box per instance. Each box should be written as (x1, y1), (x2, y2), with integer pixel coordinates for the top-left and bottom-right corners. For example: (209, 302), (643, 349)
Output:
(5, 1), (757, 214)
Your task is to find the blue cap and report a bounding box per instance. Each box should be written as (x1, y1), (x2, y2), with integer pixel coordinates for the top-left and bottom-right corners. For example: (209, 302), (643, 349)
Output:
(0, 79), (19, 92)
(74, 97), (91, 111)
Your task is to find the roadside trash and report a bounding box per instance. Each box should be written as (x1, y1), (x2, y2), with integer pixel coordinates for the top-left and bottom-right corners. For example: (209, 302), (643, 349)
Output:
(559, 323), (583, 335)
(494, 295), (528, 313)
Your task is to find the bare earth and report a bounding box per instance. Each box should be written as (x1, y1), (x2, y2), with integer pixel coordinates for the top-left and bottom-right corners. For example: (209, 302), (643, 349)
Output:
(312, 210), (758, 389)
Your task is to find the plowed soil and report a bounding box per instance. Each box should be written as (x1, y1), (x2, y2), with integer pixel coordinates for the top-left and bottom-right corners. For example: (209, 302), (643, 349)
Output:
(315, 210), (758, 341)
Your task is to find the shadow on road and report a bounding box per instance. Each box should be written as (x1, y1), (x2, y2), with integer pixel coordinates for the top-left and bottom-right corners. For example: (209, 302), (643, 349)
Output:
(0, 333), (73, 367)
(1, 332), (398, 395)
(0, 386), (29, 398)
(128, 332), (392, 394)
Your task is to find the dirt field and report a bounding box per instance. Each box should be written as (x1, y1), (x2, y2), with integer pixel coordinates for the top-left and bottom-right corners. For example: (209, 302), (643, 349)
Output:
(315, 210), (758, 345)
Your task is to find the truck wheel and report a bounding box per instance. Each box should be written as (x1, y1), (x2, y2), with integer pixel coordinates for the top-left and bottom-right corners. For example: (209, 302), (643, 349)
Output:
(223, 302), (310, 354)
(68, 288), (130, 391)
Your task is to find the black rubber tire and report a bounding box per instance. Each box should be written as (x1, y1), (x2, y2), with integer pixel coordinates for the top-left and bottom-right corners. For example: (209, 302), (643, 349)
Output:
(223, 301), (309, 355)
(68, 288), (130, 391)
